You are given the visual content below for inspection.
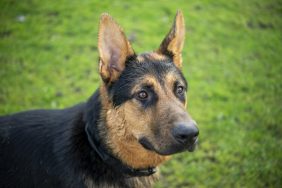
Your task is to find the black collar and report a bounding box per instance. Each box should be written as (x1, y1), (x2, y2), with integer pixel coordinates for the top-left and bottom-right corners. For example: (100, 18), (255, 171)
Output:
(85, 123), (157, 177)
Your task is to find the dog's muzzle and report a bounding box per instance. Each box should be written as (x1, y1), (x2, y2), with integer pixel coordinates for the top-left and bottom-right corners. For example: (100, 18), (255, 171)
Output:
(139, 120), (199, 155)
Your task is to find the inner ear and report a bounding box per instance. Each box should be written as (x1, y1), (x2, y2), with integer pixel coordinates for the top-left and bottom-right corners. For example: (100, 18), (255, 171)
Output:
(98, 13), (135, 84)
(157, 10), (185, 68)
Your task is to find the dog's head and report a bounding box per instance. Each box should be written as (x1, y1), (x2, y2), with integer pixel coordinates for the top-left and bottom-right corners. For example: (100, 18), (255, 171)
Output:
(97, 11), (199, 169)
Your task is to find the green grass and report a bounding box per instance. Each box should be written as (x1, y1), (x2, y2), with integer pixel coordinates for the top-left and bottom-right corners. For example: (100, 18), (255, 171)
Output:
(0, 0), (281, 187)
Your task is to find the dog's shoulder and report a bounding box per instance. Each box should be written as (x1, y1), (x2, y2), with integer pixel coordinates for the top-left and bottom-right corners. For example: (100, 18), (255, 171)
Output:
(0, 103), (85, 127)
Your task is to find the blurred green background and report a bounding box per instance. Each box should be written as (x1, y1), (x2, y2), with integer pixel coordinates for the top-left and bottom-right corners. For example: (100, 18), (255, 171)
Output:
(0, 0), (281, 187)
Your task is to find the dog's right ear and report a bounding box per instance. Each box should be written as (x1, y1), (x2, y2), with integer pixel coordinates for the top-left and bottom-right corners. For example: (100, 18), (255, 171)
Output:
(98, 13), (135, 84)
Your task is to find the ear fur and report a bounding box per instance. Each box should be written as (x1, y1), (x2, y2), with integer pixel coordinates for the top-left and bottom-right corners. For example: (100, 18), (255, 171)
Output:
(98, 13), (135, 84)
(157, 10), (185, 68)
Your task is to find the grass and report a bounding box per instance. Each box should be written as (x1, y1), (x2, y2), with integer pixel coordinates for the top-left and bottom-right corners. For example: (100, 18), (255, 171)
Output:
(0, 0), (281, 187)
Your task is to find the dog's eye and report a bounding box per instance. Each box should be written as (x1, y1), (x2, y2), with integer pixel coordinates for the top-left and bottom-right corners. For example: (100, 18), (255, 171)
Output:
(176, 86), (184, 95)
(137, 91), (148, 100)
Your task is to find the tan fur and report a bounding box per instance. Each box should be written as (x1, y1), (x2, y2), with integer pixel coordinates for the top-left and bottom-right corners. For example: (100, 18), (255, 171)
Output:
(158, 10), (185, 68)
(165, 72), (187, 105)
(148, 76), (189, 151)
(99, 85), (169, 169)
(98, 13), (134, 83)
(136, 52), (169, 63)
(130, 75), (161, 94)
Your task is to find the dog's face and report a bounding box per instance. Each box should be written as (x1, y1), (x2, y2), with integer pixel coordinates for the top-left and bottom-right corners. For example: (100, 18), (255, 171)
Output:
(98, 11), (199, 168)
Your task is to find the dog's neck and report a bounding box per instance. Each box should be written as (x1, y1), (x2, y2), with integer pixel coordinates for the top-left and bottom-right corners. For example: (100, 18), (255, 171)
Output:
(84, 89), (157, 177)
(85, 122), (156, 177)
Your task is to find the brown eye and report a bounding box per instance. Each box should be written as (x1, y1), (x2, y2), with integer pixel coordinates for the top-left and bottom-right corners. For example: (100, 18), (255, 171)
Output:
(176, 86), (184, 95)
(137, 91), (148, 100)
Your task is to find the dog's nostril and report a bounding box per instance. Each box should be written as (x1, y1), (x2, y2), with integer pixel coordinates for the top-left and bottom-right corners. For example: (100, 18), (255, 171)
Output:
(172, 123), (199, 144)
(175, 133), (189, 142)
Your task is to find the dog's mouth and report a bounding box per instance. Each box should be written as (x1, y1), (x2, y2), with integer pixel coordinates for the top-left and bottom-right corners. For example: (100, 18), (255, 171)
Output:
(138, 137), (155, 151)
(138, 137), (198, 156)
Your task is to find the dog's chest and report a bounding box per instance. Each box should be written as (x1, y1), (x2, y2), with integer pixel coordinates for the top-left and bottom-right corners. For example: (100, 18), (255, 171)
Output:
(84, 174), (158, 188)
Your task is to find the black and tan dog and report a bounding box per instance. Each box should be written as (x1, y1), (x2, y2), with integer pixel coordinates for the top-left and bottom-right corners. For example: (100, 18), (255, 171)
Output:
(0, 11), (199, 188)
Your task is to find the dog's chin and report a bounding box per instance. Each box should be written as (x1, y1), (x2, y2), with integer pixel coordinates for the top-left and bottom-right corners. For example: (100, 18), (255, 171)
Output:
(138, 137), (197, 156)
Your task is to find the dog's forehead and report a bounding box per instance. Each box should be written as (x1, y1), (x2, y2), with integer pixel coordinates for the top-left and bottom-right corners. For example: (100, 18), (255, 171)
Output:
(131, 72), (183, 94)
(129, 58), (180, 83)
(127, 55), (186, 90)
(110, 56), (187, 106)
(136, 52), (169, 63)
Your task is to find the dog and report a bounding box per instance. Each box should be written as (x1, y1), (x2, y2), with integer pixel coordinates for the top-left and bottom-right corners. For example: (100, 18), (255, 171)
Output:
(0, 10), (199, 188)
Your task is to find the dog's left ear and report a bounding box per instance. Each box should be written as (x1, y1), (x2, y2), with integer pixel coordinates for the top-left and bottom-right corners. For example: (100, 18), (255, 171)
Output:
(98, 13), (135, 84)
(157, 10), (185, 68)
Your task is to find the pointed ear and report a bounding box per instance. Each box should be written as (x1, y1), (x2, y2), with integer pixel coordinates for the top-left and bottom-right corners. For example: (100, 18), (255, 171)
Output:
(157, 10), (185, 68)
(98, 13), (135, 84)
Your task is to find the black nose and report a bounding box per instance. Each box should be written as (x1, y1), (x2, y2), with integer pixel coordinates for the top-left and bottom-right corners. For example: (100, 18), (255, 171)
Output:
(172, 121), (199, 144)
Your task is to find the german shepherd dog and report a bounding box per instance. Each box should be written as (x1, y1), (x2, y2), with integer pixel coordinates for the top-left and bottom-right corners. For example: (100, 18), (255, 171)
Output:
(0, 11), (199, 188)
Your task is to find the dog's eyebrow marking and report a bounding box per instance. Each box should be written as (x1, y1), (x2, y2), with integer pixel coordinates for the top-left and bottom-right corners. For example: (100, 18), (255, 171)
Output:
(137, 52), (169, 63)
(131, 75), (162, 94)
(130, 65), (183, 96)
(165, 72), (185, 89)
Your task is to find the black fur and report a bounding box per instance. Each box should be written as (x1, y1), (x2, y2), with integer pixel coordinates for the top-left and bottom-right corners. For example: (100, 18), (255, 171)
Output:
(0, 90), (156, 188)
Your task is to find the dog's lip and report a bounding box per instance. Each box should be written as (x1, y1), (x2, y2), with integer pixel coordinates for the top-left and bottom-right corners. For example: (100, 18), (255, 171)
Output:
(138, 137), (155, 152)
(139, 137), (198, 155)
(139, 138), (171, 156)
(138, 137), (170, 155)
